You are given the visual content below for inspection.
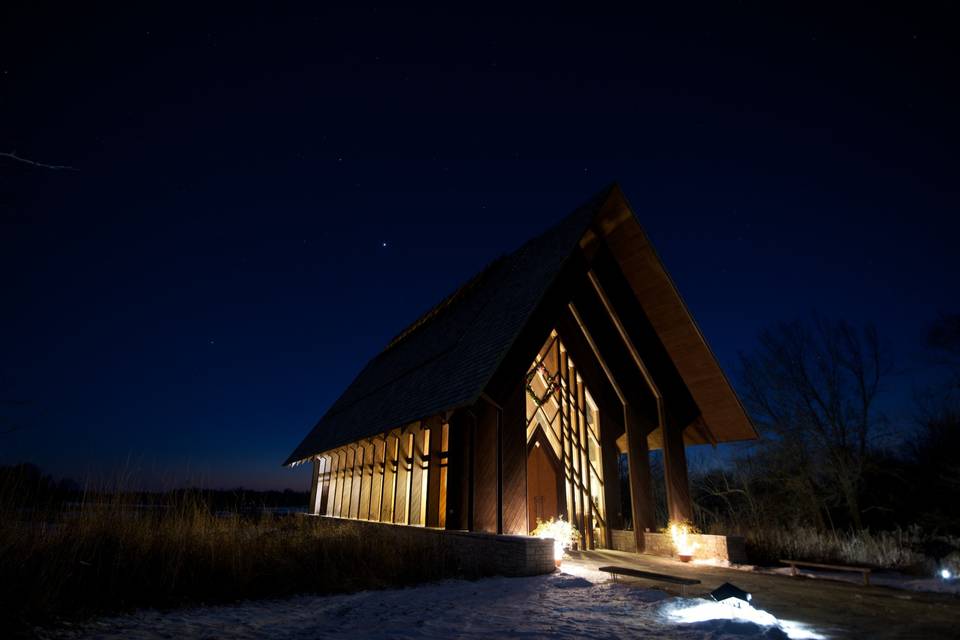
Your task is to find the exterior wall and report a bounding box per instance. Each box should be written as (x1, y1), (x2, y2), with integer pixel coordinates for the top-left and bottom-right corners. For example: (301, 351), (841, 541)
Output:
(501, 383), (529, 535)
(313, 516), (556, 577)
(610, 529), (748, 564)
(308, 420), (449, 529)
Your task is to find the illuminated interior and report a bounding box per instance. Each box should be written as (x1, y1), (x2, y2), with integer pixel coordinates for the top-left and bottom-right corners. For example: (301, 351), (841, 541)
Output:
(525, 330), (606, 548)
(315, 421), (449, 527)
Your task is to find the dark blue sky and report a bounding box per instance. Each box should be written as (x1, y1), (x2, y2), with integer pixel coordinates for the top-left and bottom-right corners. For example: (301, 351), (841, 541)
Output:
(2, 5), (957, 490)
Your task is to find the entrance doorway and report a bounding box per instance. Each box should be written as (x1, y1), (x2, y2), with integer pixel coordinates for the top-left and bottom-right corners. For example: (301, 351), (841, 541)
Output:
(527, 441), (560, 531)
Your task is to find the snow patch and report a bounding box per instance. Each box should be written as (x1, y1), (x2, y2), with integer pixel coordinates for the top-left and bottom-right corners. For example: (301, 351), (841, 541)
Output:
(40, 570), (827, 640)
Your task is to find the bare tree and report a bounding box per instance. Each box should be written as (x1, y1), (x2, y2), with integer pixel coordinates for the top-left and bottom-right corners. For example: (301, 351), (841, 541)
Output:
(739, 317), (890, 530)
(0, 151), (76, 171)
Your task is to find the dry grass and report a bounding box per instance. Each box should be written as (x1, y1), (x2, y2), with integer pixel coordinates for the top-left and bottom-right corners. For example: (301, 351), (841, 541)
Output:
(0, 490), (484, 633)
(709, 523), (959, 571)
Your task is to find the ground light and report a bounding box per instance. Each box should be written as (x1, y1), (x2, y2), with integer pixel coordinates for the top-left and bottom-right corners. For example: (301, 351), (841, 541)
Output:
(665, 594), (826, 639)
(530, 517), (580, 565)
(710, 582), (752, 606)
(940, 568), (952, 580)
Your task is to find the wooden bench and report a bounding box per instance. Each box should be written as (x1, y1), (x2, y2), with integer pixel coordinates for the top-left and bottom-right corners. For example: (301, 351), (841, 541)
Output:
(780, 559), (872, 586)
(598, 565), (701, 596)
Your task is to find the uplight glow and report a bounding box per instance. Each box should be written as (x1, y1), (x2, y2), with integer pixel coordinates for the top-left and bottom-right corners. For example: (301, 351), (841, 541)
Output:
(531, 517), (580, 562)
(664, 599), (826, 640)
(669, 521), (699, 557)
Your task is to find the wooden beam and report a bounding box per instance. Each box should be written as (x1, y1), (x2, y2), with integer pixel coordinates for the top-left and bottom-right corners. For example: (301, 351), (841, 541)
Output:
(590, 269), (700, 526)
(409, 423), (426, 526)
(587, 270), (663, 401)
(380, 432), (398, 522)
(394, 431), (412, 524)
(309, 457), (321, 515)
(663, 417), (694, 522)
(568, 303), (626, 405)
(625, 405), (656, 539)
(319, 455), (331, 515)
(350, 445), (363, 519)
(326, 452), (339, 517)
(425, 416), (444, 528)
(573, 368), (592, 549)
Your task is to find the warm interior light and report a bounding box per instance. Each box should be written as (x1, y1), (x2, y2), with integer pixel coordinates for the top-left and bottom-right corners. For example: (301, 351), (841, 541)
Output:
(669, 521), (699, 558)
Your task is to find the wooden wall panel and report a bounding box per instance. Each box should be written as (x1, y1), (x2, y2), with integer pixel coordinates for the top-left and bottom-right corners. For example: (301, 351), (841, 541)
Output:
(394, 432), (412, 524)
(500, 381), (528, 536)
(319, 455), (331, 515)
(409, 425), (425, 526)
(340, 448), (354, 518)
(425, 417), (444, 528)
(369, 439), (384, 522)
(473, 400), (499, 533)
(350, 445), (363, 519)
(445, 410), (471, 530)
(309, 457), (321, 515)
(330, 450), (343, 516)
(380, 432), (398, 522)
(358, 442), (372, 520)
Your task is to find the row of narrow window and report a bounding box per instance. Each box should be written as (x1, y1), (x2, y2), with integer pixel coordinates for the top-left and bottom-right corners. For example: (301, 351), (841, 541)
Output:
(312, 422), (449, 528)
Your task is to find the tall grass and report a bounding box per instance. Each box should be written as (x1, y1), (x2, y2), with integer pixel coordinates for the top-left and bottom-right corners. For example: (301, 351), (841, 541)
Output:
(706, 522), (959, 571)
(0, 480), (485, 633)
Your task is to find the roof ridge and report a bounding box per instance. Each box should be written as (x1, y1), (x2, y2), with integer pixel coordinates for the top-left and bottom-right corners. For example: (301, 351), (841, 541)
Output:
(380, 184), (619, 355)
(382, 254), (507, 353)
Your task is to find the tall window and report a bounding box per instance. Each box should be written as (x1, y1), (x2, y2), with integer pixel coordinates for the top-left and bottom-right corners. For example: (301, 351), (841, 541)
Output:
(525, 330), (606, 548)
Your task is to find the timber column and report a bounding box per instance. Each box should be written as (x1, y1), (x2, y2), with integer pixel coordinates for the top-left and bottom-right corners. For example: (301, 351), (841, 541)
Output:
(309, 457), (321, 515)
(624, 405), (656, 551)
(662, 421), (694, 523)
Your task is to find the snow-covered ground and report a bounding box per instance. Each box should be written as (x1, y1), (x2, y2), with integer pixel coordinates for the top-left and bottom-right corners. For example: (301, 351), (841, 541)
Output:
(41, 563), (826, 640)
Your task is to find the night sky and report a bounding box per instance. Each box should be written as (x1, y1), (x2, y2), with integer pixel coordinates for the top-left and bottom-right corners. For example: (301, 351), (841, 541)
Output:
(2, 5), (957, 490)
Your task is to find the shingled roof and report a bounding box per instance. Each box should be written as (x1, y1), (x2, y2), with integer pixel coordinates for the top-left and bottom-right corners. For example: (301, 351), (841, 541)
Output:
(283, 185), (616, 465)
(285, 183), (757, 466)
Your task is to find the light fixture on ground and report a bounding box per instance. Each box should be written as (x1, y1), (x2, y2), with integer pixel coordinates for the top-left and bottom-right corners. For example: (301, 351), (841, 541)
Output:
(710, 582), (752, 608)
(668, 521), (699, 562)
(531, 516), (580, 567)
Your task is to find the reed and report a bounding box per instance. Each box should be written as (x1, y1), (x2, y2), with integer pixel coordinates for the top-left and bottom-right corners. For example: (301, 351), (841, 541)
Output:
(0, 482), (479, 633)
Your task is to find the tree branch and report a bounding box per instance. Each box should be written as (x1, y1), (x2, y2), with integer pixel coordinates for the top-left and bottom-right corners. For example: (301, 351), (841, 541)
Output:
(1, 151), (77, 171)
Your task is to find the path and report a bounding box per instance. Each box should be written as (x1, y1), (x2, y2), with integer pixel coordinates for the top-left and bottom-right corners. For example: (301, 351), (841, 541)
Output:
(568, 549), (960, 639)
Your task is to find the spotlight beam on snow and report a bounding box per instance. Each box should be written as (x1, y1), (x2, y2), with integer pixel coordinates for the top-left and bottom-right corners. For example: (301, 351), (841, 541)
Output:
(664, 599), (827, 639)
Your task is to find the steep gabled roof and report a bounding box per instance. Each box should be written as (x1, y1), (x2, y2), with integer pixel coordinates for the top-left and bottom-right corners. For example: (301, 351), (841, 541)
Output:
(283, 186), (616, 465)
(284, 183), (757, 466)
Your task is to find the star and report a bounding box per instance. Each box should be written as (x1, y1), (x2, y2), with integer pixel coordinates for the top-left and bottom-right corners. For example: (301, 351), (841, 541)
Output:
(381, 241), (388, 248)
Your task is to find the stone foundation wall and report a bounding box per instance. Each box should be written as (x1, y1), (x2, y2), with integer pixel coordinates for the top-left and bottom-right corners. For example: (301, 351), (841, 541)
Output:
(312, 516), (556, 577)
(611, 528), (639, 553)
(610, 529), (748, 564)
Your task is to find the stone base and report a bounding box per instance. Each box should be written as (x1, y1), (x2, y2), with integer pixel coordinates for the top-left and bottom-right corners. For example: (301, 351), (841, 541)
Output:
(312, 516), (556, 576)
(610, 529), (748, 564)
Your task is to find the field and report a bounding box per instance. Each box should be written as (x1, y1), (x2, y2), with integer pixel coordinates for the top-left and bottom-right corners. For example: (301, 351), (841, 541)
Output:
(0, 491), (487, 635)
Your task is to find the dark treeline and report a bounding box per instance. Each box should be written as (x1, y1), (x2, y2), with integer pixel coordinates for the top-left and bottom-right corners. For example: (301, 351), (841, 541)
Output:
(697, 313), (960, 533)
(0, 463), (308, 513)
(619, 313), (960, 567)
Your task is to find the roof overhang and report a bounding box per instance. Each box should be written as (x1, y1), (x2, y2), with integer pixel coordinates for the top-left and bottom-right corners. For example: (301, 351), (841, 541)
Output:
(592, 186), (757, 445)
